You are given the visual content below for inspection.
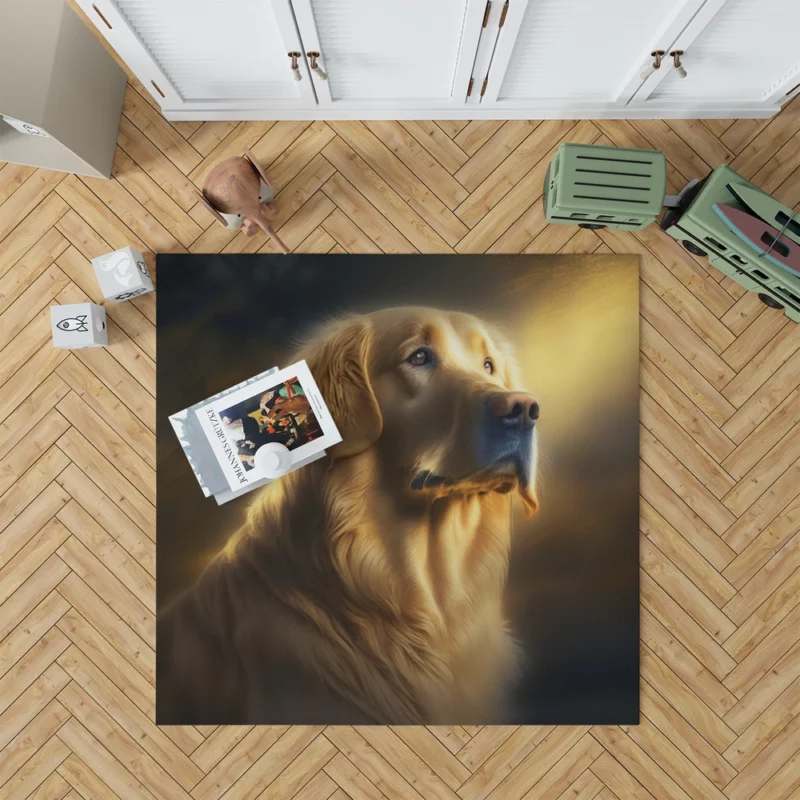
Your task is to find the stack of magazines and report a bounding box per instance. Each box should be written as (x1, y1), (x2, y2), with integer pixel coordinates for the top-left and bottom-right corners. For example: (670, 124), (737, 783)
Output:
(169, 360), (342, 504)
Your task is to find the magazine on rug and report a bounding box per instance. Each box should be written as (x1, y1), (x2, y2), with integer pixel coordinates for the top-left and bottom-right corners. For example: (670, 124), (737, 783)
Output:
(169, 366), (279, 502)
(194, 360), (341, 492)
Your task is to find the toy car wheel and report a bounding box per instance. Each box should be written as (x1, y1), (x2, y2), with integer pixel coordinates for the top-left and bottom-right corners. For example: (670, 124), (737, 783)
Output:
(578, 223), (606, 230)
(758, 293), (784, 310)
(682, 240), (707, 257)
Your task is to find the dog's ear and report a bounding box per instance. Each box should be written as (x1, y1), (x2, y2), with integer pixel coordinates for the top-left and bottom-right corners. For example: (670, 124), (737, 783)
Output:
(303, 319), (382, 458)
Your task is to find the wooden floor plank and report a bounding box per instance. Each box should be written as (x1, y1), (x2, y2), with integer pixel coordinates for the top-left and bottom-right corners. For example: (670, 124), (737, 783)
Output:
(620, 716), (728, 800)
(454, 121), (506, 156)
(0, 484), (70, 572)
(0, 372), (69, 464)
(0, 591), (69, 685)
(58, 682), (191, 799)
(666, 120), (735, 171)
(723, 676), (800, 771)
(723, 530), (800, 627)
(453, 121), (540, 192)
(56, 501), (154, 610)
(110, 148), (202, 249)
(55, 532), (153, 645)
(723, 637), (800, 734)
(57, 751), (122, 799)
(189, 727), (286, 800)
(55, 427), (155, 546)
(0, 446), (69, 537)
(56, 715), (158, 800)
(590, 751), (655, 800)
(0, 163), (36, 206)
(357, 726), (462, 799)
(55, 390), (155, 501)
(257, 121), (334, 191)
(121, 85), (202, 176)
(364, 120), (469, 210)
(56, 608), (154, 715)
(187, 122), (238, 158)
(400, 121), (469, 174)
(457, 727), (551, 800)
(454, 119), (577, 229)
(116, 115), (200, 212)
(0, 170), (66, 244)
(57, 646), (203, 789)
(0, 732), (70, 800)
(641, 574), (737, 685)
(321, 169), (418, 254)
(640, 680), (736, 790)
(0, 228), (68, 316)
(0, 553), (70, 645)
(591, 725), (693, 800)
(0, 194), (69, 277)
(721, 349), (800, 445)
(641, 501), (736, 608)
(322, 207), (382, 254)
(326, 126), (464, 248)
(56, 571), (154, 682)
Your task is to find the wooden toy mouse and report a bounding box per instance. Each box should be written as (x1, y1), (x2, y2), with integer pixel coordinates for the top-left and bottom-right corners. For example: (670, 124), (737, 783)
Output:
(198, 149), (289, 254)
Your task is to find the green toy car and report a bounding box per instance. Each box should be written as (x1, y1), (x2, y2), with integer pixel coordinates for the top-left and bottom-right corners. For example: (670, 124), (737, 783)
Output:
(544, 143), (666, 231)
(660, 165), (800, 323)
(544, 142), (799, 323)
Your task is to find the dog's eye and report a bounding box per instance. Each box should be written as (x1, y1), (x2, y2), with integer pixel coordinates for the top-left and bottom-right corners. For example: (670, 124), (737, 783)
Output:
(407, 348), (432, 367)
(484, 358), (494, 374)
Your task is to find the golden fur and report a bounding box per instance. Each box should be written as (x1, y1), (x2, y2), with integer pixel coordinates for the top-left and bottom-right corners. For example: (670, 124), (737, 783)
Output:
(157, 307), (538, 724)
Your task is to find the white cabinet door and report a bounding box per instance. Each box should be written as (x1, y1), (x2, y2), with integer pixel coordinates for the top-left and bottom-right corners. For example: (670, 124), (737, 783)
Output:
(632, 0), (800, 112)
(76, 0), (796, 119)
(76, 0), (317, 112)
(478, 0), (707, 113)
(289, 0), (486, 109)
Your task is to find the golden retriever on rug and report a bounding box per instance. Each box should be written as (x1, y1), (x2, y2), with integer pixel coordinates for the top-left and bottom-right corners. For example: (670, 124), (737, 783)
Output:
(157, 307), (540, 724)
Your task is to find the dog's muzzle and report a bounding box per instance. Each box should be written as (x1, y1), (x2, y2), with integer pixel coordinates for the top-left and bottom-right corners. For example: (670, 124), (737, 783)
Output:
(476, 392), (538, 486)
(410, 392), (538, 495)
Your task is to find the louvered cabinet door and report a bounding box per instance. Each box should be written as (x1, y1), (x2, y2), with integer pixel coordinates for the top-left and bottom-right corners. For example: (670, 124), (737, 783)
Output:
(289, 0), (486, 108)
(76, 0), (317, 112)
(632, 0), (800, 112)
(479, 0), (706, 112)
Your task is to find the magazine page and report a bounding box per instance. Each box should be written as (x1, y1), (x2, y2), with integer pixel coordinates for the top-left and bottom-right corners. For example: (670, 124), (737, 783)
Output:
(168, 366), (280, 497)
(212, 451), (326, 505)
(195, 360), (342, 492)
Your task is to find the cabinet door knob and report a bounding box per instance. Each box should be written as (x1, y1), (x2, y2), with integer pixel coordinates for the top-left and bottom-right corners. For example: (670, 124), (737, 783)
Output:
(307, 52), (328, 81)
(670, 50), (687, 79)
(640, 50), (665, 81)
(288, 52), (302, 81)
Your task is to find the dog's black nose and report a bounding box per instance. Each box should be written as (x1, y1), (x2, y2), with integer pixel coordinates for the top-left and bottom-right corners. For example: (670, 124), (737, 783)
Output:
(487, 393), (539, 430)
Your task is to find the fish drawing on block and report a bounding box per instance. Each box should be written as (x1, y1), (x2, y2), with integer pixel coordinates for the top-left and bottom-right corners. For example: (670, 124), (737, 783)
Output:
(56, 315), (89, 332)
(713, 204), (800, 277)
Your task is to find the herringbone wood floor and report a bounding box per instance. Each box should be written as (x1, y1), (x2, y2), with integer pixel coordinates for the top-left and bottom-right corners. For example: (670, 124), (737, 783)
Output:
(3, 40), (800, 800)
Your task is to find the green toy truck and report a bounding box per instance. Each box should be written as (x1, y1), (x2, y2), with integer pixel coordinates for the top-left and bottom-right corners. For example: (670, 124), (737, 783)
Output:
(544, 143), (800, 323)
(660, 165), (800, 323)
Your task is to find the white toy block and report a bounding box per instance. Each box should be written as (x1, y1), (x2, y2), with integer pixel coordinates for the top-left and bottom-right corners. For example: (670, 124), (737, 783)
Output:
(50, 303), (107, 349)
(91, 246), (154, 302)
